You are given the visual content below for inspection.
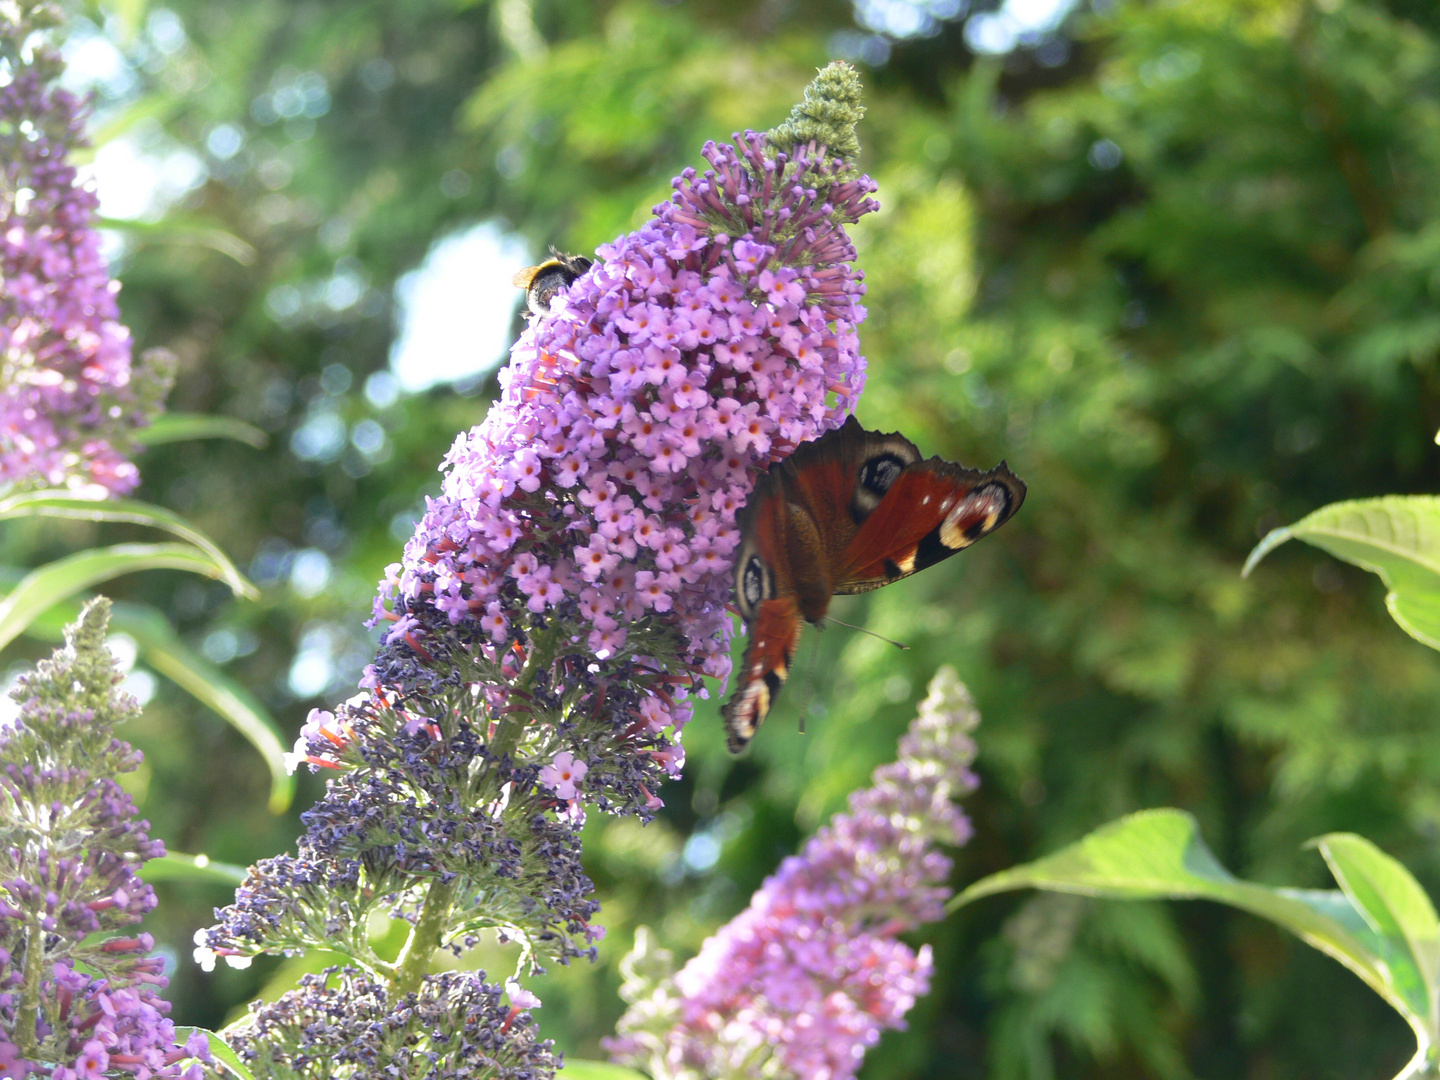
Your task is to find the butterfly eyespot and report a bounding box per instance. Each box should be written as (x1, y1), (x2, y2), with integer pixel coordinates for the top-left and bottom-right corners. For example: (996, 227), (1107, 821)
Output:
(940, 483), (1012, 548)
(741, 556), (768, 610)
(858, 454), (906, 497)
(966, 512), (999, 540)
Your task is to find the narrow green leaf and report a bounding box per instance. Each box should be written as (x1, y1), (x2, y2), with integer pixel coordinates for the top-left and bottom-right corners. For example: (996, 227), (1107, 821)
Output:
(0, 491), (256, 598)
(176, 1027), (255, 1080)
(953, 809), (1433, 1063)
(135, 413), (269, 449)
(109, 603), (293, 813)
(82, 88), (172, 148)
(96, 215), (258, 265)
(144, 852), (248, 886)
(99, 0), (150, 44)
(9, 595), (292, 812)
(1242, 496), (1440, 651)
(561, 1063), (651, 1080)
(0, 544), (241, 653)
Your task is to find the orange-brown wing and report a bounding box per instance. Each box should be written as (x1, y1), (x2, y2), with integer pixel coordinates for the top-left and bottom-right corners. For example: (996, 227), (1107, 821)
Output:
(720, 596), (804, 753)
(720, 417), (1024, 752)
(721, 419), (893, 751)
(835, 458), (1025, 593)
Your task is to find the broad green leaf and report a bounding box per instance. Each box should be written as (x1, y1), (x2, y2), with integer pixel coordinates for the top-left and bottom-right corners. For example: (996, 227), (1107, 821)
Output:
(176, 1027), (255, 1080)
(145, 852), (249, 886)
(562, 1063), (651, 1080)
(1314, 834), (1440, 1033)
(136, 413), (269, 449)
(13, 596), (292, 813)
(96, 215), (258, 265)
(1243, 496), (1440, 651)
(0, 544), (242, 653)
(953, 810), (1437, 1075)
(0, 490), (256, 598)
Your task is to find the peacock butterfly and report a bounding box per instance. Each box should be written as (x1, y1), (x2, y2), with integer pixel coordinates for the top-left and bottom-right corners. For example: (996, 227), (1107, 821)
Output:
(720, 415), (1026, 752)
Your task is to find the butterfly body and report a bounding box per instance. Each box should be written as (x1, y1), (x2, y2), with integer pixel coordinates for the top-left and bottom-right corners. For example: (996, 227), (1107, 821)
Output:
(721, 416), (1025, 752)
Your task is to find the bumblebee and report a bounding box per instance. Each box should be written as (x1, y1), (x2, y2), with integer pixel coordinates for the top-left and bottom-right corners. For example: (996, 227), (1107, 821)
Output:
(512, 250), (593, 320)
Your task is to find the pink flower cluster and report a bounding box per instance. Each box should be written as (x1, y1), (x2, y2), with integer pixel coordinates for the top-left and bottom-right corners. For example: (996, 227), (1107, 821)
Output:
(378, 127), (877, 765)
(607, 668), (981, 1080)
(0, 962), (209, 1079)
(0, 4), (169, 496)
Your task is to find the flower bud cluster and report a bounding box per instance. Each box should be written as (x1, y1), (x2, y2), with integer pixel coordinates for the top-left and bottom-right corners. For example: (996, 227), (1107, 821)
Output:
(0, 1), (173, 496)
(0, 600), (209, 1077)
(228, 967), (556, 1080)
(607, 667), (981, 1080)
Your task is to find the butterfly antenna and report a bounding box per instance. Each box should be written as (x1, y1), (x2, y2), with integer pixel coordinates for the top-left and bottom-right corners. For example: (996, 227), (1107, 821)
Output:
(823, 616), (910, 650)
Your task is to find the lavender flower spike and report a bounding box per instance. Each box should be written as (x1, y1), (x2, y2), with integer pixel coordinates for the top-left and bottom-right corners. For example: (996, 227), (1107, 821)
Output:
(365, 58), (879, 820)
(607, 667), (981, 1080)
(0, 599), (210, 1077)
(1, 1), (174, 496)
(201, 64), (880, 1080)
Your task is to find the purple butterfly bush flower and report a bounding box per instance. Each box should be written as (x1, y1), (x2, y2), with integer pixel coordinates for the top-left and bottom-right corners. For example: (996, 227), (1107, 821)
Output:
(606, 667), (981, 1080)
(0, 599), (210, 1077)
(0, 0), (173, 497)
(200, 64), (880, 1077)
(364, 112), (878, 813)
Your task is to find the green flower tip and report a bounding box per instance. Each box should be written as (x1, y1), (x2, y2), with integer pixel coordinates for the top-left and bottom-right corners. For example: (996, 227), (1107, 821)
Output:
(10, 597), (131, 722)
(766, 60), (866, 165)
(66, 596), (114, 663)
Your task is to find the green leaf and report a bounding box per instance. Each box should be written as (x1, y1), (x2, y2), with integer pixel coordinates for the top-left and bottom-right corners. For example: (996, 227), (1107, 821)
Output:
(176, 1026), (255, 1080)
(82, 87), (172, 148)
(144, 851), (249, 886)
(12, 597), (292, 813)
(96, 215), (258, 265)
(0, 490), (256, 598)
(0, 544), (245, 653)
(136, 413), (269, 449)
(1313, 833), (1440, 1030)
(1243, 496), (1440, 651)
(108, 603), (293, 813)
(561, 1063), (651, 1080)
(953, 810), (1438, 1075)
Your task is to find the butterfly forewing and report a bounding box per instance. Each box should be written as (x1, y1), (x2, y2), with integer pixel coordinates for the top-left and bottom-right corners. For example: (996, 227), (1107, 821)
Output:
(835, 459), (1025, 593)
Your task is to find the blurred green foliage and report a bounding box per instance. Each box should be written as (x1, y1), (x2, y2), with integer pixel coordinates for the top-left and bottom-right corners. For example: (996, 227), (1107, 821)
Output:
(35, 0), (1440, 1074)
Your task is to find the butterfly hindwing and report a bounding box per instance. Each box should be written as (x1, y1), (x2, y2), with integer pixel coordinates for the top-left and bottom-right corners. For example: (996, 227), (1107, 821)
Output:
(723, 597), (804, 753)
(721, 416), (1026, 752)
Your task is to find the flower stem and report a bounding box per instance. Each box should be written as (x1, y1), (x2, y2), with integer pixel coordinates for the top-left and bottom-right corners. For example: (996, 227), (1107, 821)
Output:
(16, 919), (43, 1056)
(489, 625), (558, 761)
(392, 876), (458, 996)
